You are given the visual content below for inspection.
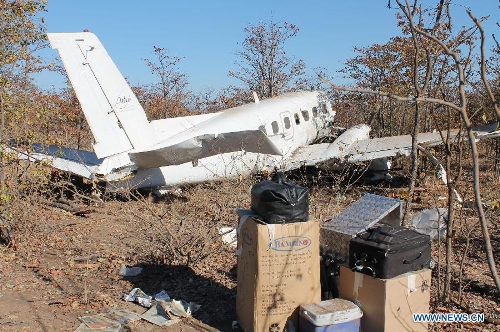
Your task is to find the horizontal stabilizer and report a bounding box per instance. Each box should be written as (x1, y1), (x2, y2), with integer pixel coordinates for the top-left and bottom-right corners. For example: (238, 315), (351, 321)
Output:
(129, 130), (282, 169)
(6, 144), (102, 179)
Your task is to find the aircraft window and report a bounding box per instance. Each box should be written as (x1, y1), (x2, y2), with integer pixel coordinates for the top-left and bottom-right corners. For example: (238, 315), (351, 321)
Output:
(302, 110), (309, 121)
(284, 117), (291, 129)
(272, 121), (279, 134)
(312, 107), (318, 118)
(259, 125), (267, 135)
(294, 113), (300, 125)
(321, 103), (328, 113)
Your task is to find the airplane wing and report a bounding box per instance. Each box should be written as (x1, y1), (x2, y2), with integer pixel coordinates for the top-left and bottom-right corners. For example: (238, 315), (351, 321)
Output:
(129, 130), (282, 169)
(5, 144), (102, 179)
(284, 123), (500, 171)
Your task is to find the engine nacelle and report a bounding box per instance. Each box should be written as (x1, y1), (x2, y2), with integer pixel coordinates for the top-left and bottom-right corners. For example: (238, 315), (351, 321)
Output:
(329, 124), (371, 154)
(318, 124), (371, 170)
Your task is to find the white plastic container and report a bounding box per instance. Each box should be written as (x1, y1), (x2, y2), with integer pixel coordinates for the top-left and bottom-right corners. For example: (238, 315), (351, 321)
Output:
(299, 299), (363, 332)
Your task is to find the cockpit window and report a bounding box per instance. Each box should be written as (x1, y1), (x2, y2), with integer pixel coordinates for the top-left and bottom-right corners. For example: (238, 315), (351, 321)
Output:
(284, 117), (291, 129)
(294, 113), (300, 125)
(321, 103), (328, 113)
(302, 110), (309, 121)
(259, 125), (267, 135)
(271, 121), (279, 134)
(312, 107), (318, 118)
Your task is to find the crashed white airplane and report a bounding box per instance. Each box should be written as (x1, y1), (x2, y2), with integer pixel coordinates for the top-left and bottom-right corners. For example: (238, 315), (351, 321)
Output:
(12, 32), (500, 193)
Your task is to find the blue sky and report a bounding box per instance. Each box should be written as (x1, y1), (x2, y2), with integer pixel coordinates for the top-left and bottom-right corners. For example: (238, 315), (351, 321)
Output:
(36, 0), (499, 93)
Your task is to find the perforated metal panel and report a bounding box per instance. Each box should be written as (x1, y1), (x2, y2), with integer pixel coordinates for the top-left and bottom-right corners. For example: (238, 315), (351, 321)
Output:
(320, 194), (402, 258)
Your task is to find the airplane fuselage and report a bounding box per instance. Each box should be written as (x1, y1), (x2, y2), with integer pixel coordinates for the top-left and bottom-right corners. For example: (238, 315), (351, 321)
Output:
(23, 32), (498, 193)
(105, 91), (336, 192)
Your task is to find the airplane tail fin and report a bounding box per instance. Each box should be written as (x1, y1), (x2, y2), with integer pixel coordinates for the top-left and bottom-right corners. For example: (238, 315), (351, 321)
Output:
(48, 32), (154, 158)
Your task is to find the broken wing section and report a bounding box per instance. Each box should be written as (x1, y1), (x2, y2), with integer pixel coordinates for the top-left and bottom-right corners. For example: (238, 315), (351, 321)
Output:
(6, 144), (102, 179)
(129, 130), (282, 169)
(284, 123), (500, 170)
(283, 124), (371, 171)
(346, 123), (500, 163)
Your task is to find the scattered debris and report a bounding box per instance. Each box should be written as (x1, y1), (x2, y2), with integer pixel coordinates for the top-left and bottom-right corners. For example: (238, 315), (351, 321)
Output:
(74, 294), (200, 331)
(119, 265), (143, 277)
(154, 290), (170, 301)
(140, 301), (179, 327)
(78, 315), (120, 330)
(139, 298), (201, 326)
(75, 309), (141, 331)
(162, 299), (201, 319)
(219, 227), (237, 247)
(99, 309), (142, 325)
(411, 208), (448, 240)
(120, 287), (199, 328)
(123, 288), (152, 308)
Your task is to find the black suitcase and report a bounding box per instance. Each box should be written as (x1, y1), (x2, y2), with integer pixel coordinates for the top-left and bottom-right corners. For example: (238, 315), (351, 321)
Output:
(349, 225), (431, 279)
(250, 172), (308, 224)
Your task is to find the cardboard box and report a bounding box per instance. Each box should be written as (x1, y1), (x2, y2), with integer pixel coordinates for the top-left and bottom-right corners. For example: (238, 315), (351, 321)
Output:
(339, 266), (431, 332)
(236, 217), (321, 332)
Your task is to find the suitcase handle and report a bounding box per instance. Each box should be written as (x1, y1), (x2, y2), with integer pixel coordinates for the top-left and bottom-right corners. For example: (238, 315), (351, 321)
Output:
(352, 253), (377, 277)
(363, 226), (413, 243)
(352, 262), (376, 277)
(403, 252), (422, 264)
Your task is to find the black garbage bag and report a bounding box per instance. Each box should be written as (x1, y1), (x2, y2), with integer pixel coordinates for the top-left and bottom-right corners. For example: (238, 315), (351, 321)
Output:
(250, 172), (309, 224)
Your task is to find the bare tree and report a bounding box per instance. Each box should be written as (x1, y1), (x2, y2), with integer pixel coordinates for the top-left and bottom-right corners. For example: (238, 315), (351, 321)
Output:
(321, 0), (500, 299)
(143, 46), (190, 119)
(229, 19), (306, 99)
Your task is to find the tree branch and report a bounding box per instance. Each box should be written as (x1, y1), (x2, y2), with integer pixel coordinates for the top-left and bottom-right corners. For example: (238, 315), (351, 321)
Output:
(319, 76), (461, 111)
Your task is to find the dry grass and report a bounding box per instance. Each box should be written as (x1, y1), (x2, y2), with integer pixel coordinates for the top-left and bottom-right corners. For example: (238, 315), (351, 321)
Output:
(0, 142), (498, 330)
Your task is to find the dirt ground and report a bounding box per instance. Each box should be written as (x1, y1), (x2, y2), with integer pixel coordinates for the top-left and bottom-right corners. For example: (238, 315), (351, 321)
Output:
(0, 168), (499, 331)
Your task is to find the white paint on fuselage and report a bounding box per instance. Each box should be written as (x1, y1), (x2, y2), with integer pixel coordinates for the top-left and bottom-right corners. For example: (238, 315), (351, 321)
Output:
(106, 91), (335, 191)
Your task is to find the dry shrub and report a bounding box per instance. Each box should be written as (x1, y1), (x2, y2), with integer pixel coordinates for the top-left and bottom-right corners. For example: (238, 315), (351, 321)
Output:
(130, 177), (254, 267)
(0, 156), (53, 246)
(124, 170), (362, 268)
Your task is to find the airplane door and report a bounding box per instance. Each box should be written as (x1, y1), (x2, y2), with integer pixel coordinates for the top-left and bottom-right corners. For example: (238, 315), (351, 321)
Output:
(279, 111), (294, 140)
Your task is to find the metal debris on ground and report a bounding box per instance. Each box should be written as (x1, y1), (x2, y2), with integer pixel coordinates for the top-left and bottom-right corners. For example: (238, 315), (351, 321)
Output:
(161, 299), (201, 319)
(154, 289), (170, 301)
(78, 315), (120, 330)
(123, 288), (153, 307)
(219, 227), (237, 247)
(140, 301), (180, 326)
(411, 208), (448, 240)
(118, 265), (143, 277)
(138, 298), (200, 326)
(74, 309), (141, 331)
